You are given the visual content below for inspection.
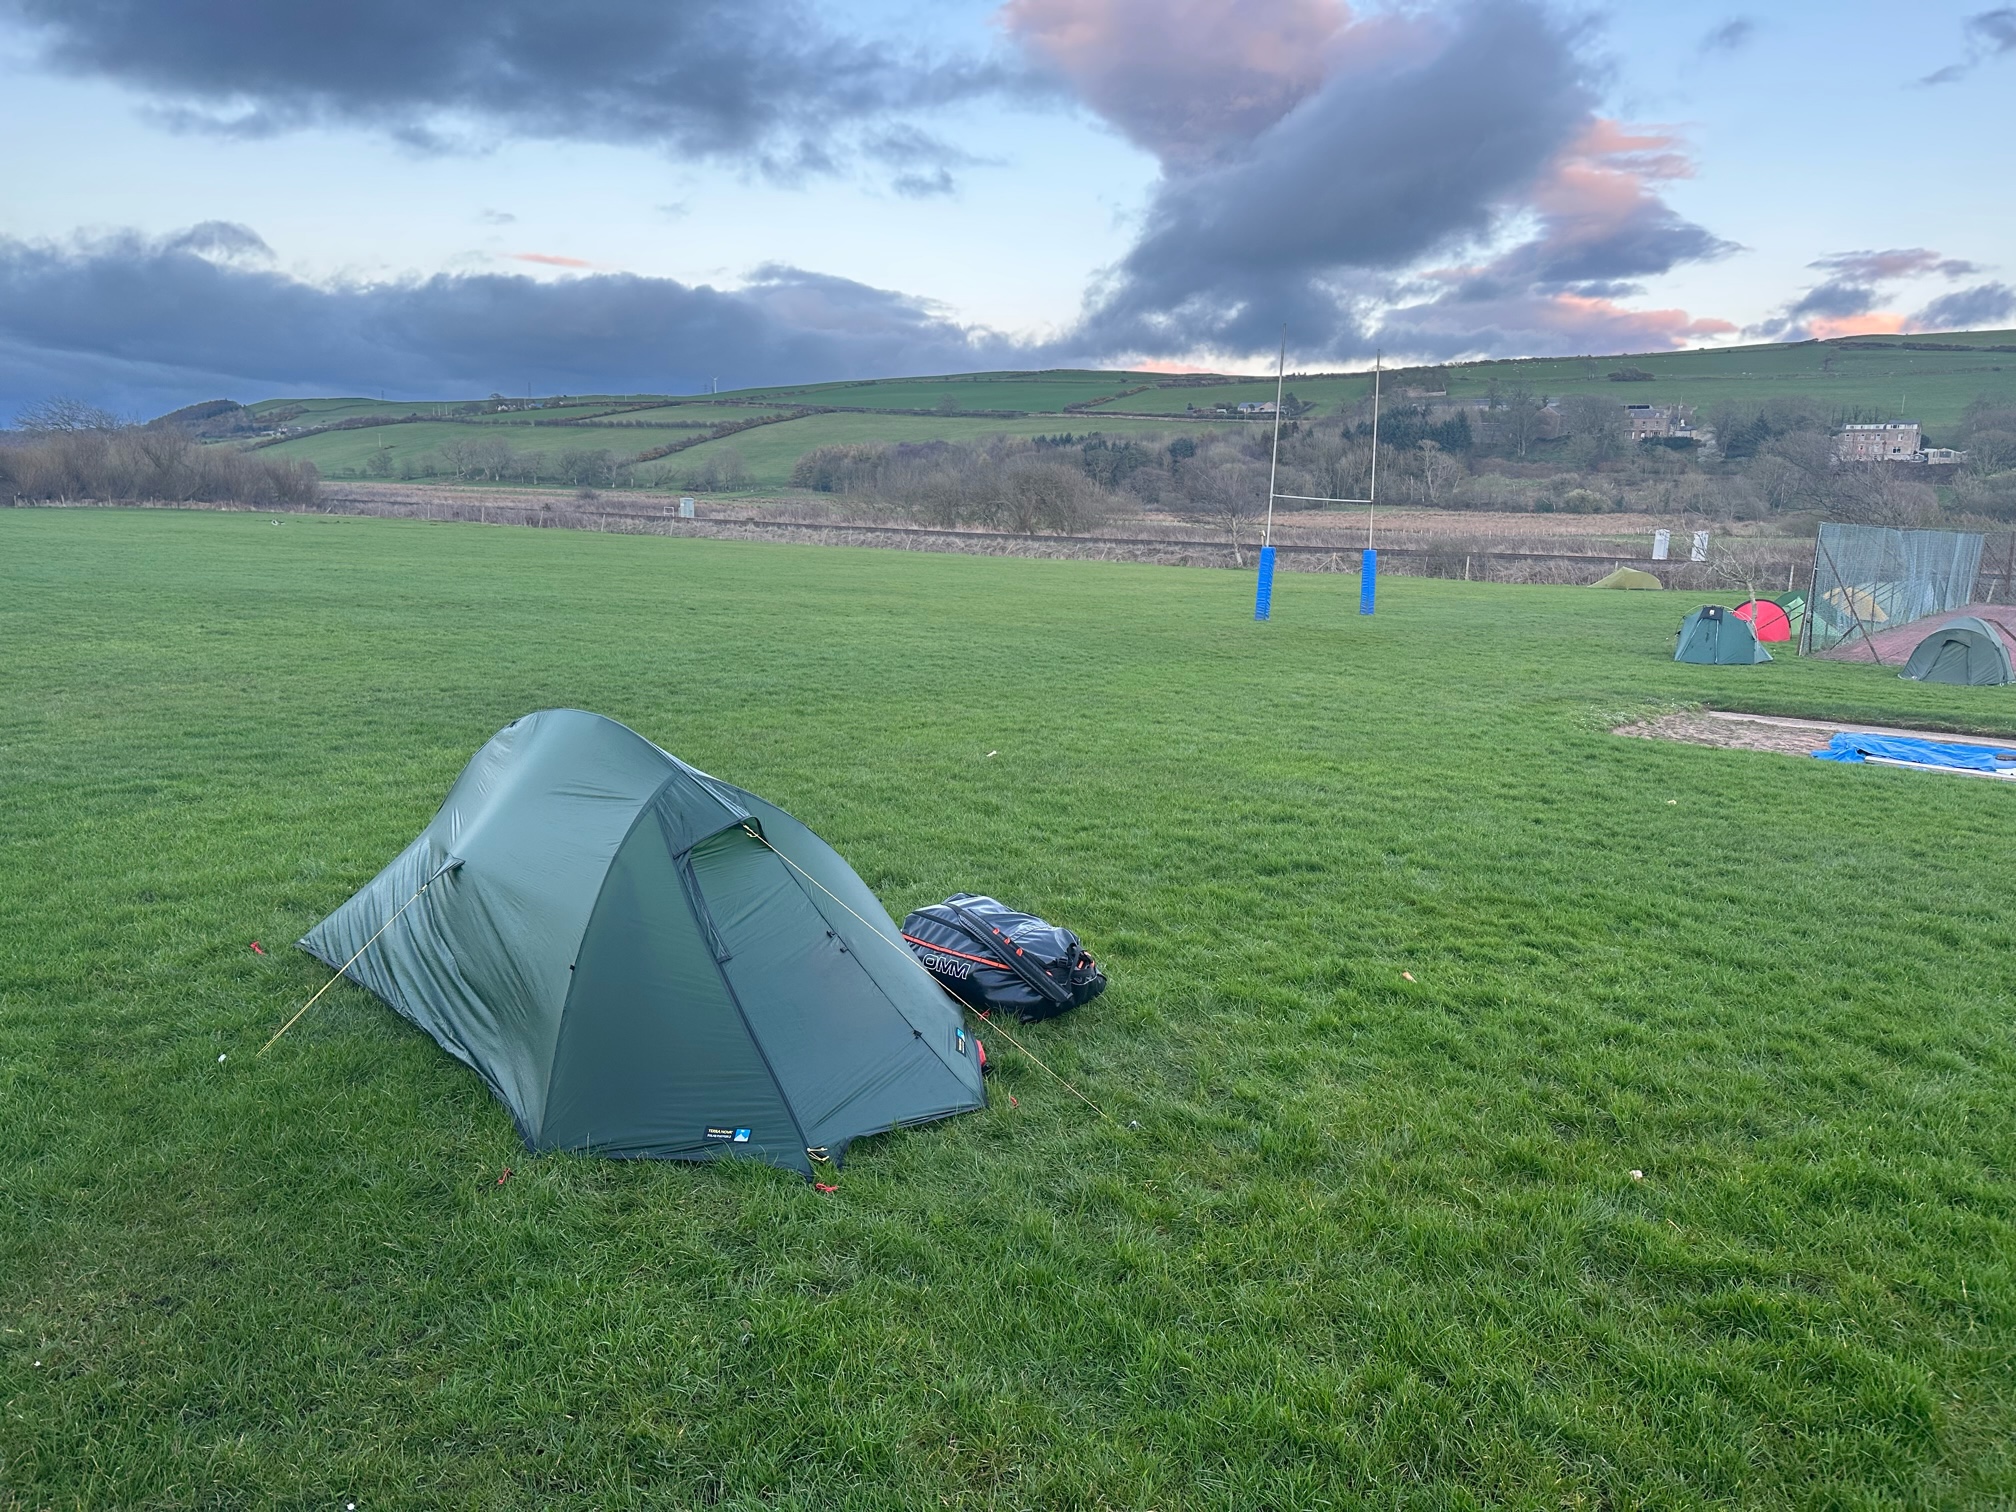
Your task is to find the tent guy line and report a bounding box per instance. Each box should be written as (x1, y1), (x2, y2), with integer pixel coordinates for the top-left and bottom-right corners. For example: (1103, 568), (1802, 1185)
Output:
(738, 823), (1112, 1122)
(259, 856), (462, 1055)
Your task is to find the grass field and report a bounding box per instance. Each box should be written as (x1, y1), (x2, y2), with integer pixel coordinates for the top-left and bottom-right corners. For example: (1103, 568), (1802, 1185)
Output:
(1096, 332), (2016, 434)
(226, 332), (2016, 466)
(638, 411), (1240, 489)
(257, 411), (1230, 486)
(726, 371), (1166, 413)
(256, 416), (793, 479)
(4, 510), (2014, 1509)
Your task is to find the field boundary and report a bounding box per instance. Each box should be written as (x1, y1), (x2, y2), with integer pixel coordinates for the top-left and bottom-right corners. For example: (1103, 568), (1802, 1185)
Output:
(11, 495), (1765, 586)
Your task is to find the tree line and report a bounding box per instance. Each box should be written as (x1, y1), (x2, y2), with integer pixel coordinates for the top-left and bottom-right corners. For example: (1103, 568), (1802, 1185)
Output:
(2, 400), (318, 508)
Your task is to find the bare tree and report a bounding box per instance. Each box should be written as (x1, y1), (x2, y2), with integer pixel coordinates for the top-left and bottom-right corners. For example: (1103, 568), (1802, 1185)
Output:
(1170, 450), (1268, 564)
(15, 397), (122, 434)
(1828, 465), (1938, 527)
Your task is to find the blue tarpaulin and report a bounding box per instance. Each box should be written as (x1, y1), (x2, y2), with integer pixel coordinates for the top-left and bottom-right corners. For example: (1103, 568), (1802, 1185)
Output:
(1812, 732), (2016, 770)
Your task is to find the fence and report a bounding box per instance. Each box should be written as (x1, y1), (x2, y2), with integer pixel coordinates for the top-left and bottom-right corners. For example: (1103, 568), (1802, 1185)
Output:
(1804, 522), (1984, 654)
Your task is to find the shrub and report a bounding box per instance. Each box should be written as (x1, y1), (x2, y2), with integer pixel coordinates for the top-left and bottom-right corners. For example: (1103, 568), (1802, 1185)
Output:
(0, 426), (319, 507)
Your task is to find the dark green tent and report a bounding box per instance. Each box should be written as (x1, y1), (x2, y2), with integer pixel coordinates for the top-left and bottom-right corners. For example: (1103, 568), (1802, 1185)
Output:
(301, 710), (984, 1177)
(1675, 604), (1772, 664)
(1900, 616), (2014, 685)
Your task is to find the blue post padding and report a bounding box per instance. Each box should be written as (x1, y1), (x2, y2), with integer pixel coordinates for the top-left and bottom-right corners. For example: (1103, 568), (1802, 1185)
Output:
(1359, 547), (1378, 615)
(1254, 545), (1276, 620)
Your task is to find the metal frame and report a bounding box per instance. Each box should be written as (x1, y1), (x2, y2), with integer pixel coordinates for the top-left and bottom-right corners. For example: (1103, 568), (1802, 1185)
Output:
(1264, 348), (1382, 545)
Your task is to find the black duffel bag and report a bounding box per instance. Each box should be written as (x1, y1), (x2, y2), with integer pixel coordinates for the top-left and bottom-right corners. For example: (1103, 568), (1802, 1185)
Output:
(901, 894), (1106, 1022)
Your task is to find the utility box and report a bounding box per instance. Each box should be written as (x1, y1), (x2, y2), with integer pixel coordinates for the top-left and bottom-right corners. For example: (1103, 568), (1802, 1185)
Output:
(679, 497), (695, 519)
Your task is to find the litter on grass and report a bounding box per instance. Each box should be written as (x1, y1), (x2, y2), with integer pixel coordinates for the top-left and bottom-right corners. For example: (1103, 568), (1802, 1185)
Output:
(1619, 710), (2016, 779)
(1813, 732), (2016, 777)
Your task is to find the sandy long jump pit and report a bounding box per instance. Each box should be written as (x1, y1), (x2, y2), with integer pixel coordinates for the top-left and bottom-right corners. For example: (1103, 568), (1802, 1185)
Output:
(1617, 710), (2016, 779)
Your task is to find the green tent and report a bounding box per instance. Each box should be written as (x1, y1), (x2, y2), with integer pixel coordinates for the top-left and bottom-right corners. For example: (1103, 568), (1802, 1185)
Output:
(1590, 566), (1664, 590)
(1675, 604), (1772, 664)
(301, 710), (984, 1177)
(1771, 591), (1807, 643)
(1900, 616), (2014, 685)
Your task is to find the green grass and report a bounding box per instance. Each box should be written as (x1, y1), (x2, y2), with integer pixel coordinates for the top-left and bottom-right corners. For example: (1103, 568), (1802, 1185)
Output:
(1099, 332), (2016, 434)
(644, 411), (1240, 489)
(258, 418), (786, 479)
(4, 509), (2014, 1509)
(725, 370), (1166, 413)
(228, 332), (2016, 461)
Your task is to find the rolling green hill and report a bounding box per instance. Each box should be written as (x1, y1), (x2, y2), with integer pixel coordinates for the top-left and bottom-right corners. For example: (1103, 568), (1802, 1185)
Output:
(226, 330), (2016, 485)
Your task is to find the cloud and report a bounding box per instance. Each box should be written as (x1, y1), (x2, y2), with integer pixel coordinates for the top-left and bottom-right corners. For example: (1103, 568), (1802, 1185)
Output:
(1811, 249), (1979, 282)
(1750, 247), (1991, 340)
(1920, 7), (2016, 83)
(0, 0), (1027, 172)
(892, 169), (957, 199)
(1001, 0), (1360, 169)
(1912, 282), (2016, 332)
(1006, 0), (1733, 362)
(510, 253), (596, 269)
(1698, 18), (1755, 55)
(0, 226), (1041, 419)
(478, 209), (517, 226)
(163, 220), (274, 262)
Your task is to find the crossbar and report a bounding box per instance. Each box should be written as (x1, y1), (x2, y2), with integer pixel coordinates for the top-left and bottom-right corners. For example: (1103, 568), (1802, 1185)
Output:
(1271, 494), (1374, 506)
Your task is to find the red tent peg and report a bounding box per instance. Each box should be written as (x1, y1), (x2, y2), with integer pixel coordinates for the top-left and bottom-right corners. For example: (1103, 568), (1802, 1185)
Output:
(249, 941), (266, 955)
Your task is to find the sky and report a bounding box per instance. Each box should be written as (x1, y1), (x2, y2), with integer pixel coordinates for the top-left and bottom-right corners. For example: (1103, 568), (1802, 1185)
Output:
(0, 0), (2011, 418)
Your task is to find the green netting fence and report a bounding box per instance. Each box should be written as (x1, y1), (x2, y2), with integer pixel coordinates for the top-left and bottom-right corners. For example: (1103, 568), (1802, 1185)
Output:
(1803, 522), (1984, 654)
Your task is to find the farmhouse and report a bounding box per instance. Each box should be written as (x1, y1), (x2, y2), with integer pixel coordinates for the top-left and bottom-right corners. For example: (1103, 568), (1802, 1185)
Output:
(1623, 403), (1698, 441)
(1835, 421), (1921, 461)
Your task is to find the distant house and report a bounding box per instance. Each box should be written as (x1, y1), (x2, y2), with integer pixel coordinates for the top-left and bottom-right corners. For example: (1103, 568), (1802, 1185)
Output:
(1236, 401), (1278, 415)
(1835, 422), (1921, 462)
(1624, 403), (1698, 441)
(1923, 447), (1968, 466)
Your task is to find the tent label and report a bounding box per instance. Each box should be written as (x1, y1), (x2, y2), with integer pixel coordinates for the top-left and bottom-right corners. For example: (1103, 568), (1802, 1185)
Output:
(705, 1126), (751, 1143)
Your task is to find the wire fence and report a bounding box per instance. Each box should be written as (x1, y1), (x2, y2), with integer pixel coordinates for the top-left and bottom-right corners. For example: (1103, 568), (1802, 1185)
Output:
(1804, 522), (1984, 654)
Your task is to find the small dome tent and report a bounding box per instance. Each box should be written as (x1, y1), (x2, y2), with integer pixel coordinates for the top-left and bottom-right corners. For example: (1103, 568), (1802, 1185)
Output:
(1900, 616), (2015, 685)
(1589, 566), (1663, 590)
(1675, 605), (1772, 664)
(300, 710), (984, 1177)
(1734, 599), (1792, 642)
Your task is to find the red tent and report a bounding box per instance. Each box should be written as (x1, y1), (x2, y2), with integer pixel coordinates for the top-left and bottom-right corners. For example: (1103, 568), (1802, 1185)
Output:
(1735, 599), (1792, 643)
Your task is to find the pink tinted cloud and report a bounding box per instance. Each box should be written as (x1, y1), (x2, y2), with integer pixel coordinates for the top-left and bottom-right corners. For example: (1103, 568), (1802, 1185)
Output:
(1806, 312), (1907, 339)
(1001, 0), (1397, 166)
(1378, 286), (1735, 359)
(512, 252), (595, 268)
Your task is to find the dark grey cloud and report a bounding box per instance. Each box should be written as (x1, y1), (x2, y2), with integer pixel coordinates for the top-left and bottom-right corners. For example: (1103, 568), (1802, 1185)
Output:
(1030, 0), (1732, 361)
(0, 226), (1048, 419)
(1698, 19), (1756, 55)
(1921, 7), (2016, 83)
(1913, 282), (2016, 332)
(0, 0), (1028, 174)
(1070, 1), (1597, 357)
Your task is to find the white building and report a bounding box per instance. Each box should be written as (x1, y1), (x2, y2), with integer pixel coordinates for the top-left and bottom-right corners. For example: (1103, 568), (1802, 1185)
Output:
(1835, 422), (1921, 462)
